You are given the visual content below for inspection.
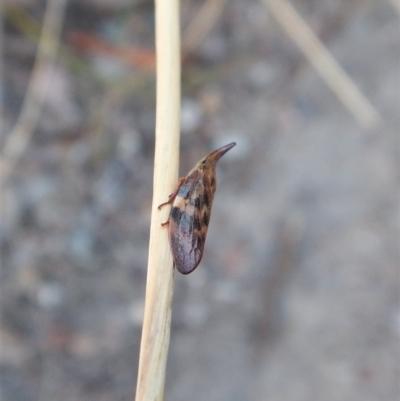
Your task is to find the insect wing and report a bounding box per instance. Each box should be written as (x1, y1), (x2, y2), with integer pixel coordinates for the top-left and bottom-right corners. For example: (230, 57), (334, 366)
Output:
(168, 177), (208, 274)
(161, 142), (236, 274)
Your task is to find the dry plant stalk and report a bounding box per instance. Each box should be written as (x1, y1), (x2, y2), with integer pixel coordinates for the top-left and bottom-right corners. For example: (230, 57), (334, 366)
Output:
(262, 0), (381, 129)
(134, 0), (181, 400)
(182, 0), (228, 54)
(0, 0), (68, 187)
(387, 0), (400, 13)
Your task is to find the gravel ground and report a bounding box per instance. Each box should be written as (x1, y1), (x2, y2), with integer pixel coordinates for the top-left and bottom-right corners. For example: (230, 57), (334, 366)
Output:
(1, 1), (399, 401)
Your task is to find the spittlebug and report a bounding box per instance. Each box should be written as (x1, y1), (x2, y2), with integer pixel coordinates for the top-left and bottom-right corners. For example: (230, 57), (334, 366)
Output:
(158, 142), (236, 274)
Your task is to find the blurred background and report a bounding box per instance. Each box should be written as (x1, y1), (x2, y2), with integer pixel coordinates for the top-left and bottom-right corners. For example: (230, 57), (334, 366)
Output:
(1, 0), (399, 400)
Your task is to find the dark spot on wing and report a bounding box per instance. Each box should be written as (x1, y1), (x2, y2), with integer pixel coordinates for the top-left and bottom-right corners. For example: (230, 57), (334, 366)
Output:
(202, 212), (209, 226)
(202, 191), (209, 206)
(170, 207), (183, 223)
(193, 216), (202, 231)
(196, 236), (203, 248)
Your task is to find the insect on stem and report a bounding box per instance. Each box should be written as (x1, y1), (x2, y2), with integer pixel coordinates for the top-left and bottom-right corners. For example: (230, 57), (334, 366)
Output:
(159, 142), (236, 274)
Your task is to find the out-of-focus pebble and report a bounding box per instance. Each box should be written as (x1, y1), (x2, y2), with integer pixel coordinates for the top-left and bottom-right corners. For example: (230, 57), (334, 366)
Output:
(69, 226), (94, 264)
(117, 125), (141, 162)
(37, 283), (64, 309)
(181, 98), (203, 134)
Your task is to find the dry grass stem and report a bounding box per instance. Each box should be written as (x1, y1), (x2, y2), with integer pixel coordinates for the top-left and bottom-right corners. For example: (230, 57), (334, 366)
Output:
(182, 0), (228, 54)
(0, 11), (4, 138)
(387, 0), (400, 13)
(134, 0), (181, 400)
(0, 0), (68, 188)
(262, 0), (381, 129)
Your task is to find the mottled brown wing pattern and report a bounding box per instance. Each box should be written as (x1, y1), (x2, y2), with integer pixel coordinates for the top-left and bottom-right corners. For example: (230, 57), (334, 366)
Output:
(158, 142), (236, 274)
(169, 173), (213, 274)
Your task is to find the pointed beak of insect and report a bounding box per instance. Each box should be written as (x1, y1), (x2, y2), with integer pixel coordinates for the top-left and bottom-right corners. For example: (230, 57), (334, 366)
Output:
(208, 142), (236, 162)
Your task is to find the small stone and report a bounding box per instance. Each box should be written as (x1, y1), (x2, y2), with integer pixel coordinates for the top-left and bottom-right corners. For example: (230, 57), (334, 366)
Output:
(37, 283), (64, 309)
(181, 98), (203, 134)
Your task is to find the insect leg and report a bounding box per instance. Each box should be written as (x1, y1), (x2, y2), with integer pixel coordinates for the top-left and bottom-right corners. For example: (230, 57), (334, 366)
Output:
(158, 177), (185, 209)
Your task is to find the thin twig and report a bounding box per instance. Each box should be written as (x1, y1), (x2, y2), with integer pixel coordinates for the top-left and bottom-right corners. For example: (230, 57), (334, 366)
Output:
(0, 0), (68, 188)
(134, 0), (181, 400)
(261, 0), (381, 129)
(182, 0), (228, 54)
(387, 0), (400, 13)
(0, 8), (4, 140)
